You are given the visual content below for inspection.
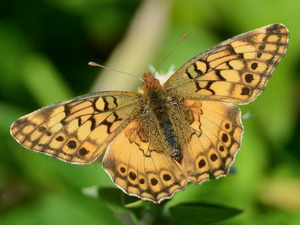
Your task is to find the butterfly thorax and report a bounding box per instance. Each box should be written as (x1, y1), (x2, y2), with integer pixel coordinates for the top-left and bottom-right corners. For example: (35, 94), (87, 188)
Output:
(142, 72), (181, 160)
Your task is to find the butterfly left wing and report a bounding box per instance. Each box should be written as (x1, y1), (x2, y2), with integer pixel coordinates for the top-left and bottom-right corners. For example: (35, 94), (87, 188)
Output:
(10, 91), (142, 164)
(162, 24), (288, 186)
(164, 24), (289, 104)
(172, 100), (243, 183)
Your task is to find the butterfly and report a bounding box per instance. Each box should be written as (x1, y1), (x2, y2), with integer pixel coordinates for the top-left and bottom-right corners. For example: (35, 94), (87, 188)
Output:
(10, 24), (289, 203)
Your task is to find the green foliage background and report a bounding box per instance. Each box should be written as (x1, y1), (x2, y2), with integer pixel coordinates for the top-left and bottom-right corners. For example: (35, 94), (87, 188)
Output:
(1, 0), (300, 224)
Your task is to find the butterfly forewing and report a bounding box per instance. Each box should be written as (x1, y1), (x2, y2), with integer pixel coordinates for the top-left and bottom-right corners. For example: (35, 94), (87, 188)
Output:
(164, 24), (288, 104)
(11, 91), (142, 164)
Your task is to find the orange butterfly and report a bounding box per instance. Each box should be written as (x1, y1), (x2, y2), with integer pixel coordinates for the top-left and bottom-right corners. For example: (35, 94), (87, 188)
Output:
(11, 24), (289, 203)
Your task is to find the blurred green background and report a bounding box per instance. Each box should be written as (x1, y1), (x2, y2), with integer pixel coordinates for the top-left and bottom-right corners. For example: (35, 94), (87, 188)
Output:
(1, 0), (300, 224)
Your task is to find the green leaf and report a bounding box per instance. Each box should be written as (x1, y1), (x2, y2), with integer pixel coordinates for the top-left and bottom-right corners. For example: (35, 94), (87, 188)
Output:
(169, 202), (242, 224)
(96, 187), (125, 208)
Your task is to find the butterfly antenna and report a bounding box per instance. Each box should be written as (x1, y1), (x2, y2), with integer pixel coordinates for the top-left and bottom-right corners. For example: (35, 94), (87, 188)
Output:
(153, 34), (187, 75)
(88, 61), (143, 81)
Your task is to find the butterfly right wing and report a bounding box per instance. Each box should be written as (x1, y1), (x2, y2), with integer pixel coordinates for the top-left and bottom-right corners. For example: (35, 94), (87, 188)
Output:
(102, 107), (187, 203)
(10, 91), (142, 164)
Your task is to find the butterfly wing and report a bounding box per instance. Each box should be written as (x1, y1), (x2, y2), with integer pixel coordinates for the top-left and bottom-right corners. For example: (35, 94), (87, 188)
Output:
(11, 91), (142, 164)
(11, 88), (187, 202)
(102, 114), (187, 203)
(164, 24), (289, 104)
(163, 24), (288, 185)
(171, 100), (243, 183)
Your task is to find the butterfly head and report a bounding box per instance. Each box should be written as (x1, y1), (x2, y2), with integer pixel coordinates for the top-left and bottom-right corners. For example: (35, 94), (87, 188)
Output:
(142, 72), (163, 94)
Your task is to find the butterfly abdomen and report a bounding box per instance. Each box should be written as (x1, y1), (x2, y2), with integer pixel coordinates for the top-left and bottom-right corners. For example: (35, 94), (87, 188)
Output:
(159, 120), (181, 159)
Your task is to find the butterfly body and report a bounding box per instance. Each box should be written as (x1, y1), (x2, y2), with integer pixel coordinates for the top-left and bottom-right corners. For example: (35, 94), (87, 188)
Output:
(11, 24), (289, 203)
(142, 72), (182, 160)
